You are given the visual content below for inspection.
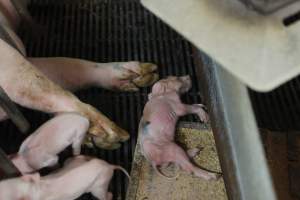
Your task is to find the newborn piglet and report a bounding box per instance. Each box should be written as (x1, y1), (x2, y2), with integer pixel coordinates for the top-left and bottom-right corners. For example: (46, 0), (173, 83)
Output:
(10, 113), (89, 174)
(139, 76), (220, 180)
(0, 156), (130, 200)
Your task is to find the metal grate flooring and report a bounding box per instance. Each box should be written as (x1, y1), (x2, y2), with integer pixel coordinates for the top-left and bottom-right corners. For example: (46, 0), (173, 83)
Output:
(1, 0), (202, 199)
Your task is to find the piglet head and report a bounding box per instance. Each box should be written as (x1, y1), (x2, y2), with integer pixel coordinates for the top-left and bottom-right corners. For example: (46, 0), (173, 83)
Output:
(149, 76), (191, 98)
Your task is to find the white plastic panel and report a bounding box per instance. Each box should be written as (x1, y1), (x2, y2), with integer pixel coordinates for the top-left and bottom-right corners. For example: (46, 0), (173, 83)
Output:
(142, 0), (300, 91)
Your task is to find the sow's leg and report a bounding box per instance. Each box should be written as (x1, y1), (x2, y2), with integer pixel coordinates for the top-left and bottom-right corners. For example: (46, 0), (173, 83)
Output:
(0, 40), (128, 149)
(29, 57), (159, 92)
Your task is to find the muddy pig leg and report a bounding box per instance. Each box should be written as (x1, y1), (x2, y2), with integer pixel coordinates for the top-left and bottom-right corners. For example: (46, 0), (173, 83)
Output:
(28, 57), (159, 92)
(163, 143), (219, 180)
(0, 40), (128, 149)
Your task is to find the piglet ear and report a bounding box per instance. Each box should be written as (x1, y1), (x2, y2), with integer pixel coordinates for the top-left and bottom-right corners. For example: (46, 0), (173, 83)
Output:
(21, 173), (40, 183)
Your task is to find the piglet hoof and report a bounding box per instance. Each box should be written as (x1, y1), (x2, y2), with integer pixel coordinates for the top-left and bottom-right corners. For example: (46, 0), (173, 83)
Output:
(195, 104), (209, 123)
(79, 103), (129, 149)
(123, 62), (159, 90)
(186, 147), (202, 158)
(207, 173), (222, 181)
(83, 135), (94, 148)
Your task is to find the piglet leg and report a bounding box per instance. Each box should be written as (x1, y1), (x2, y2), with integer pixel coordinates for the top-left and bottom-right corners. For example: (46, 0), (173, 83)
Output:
(183, 104), (209, 123)
(164, 143), (219, 180)
(186, 147), (202, 158)
(72, 137), (83, 156)
(25, 150), (58, 170)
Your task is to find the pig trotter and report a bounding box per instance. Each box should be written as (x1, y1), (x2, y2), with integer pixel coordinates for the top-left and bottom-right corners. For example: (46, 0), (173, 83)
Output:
(91, 136), (122, 150)
(77, 103), (129, 149)
(102, 61), (159, 92)
(186, 147), (202, 158)
(132, 72), (159, 88)
(194, 104), (209, 123)
(124, 62), (159, 88)
(84, 135), (122, 150)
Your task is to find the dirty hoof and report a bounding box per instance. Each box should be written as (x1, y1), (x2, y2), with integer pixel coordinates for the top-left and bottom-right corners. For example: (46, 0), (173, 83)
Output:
(102, 61), (159, 92)
(88, 122), (129, 149)
(187, 147), (202, 158)
(78, 103), (130, 150)
(87, 125), (129, 150)
(120, 61), (159, 91)
(88, 122), (129, 143)
(195, 104), (209, 123)
(84, 135), (122, 150)
(91, 136), (122, 150)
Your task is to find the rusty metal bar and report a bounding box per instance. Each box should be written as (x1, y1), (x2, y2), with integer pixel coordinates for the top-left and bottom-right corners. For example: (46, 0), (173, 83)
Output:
(0, 24), (23, 54)
(10, 0), (44, 37)
(0, 148), (20, 180)
(0, 86), (29, 133)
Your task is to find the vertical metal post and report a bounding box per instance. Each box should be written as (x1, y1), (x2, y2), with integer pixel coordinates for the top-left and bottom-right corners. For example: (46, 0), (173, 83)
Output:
(196, 52), (276, 200)
(0, 86), (29, 133)
(0, 148), (20, 180)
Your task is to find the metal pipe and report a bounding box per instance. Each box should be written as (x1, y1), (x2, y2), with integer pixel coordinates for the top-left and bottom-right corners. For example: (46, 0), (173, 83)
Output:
(10, 0), (32, 24)
(0, 148), (20, 180)
(0, 86), (29, 133)
(195, 51), (276, 200)
(10, 0), (44, 38)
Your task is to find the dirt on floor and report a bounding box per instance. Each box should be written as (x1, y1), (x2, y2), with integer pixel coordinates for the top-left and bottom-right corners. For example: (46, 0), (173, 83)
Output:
(126, 123), (300, 200)
(126, 123), (227, 200)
